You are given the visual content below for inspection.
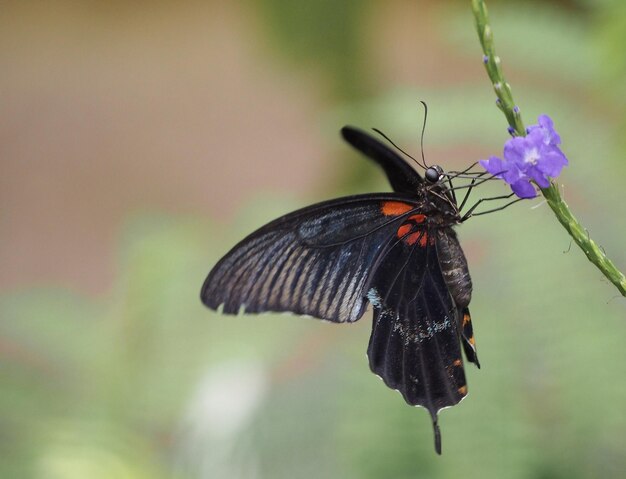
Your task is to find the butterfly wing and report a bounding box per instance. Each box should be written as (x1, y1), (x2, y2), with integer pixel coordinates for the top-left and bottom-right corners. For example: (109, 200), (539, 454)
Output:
(366, 226), (467, 454)
(341, 126), (423, 194)
(459, 307), (480, 367)
(201, 194), (422, 323)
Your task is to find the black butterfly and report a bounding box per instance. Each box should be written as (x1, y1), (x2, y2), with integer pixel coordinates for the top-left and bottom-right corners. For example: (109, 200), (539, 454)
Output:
(201, 126), (482, 454)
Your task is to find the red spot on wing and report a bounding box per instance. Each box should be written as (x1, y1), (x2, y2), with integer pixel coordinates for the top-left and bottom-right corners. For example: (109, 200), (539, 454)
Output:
(408, 214), (426, 223)
(406, 232), (421, 245)
(403, 231), (428, 246)
(396, 224), (412, 239)
(419, 232), (429, 247)
(381, 201), (413, 216)
(395, 213), (430, 246)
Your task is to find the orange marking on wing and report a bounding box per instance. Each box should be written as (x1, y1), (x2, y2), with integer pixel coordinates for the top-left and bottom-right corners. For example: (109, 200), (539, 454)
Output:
(381, 201), (413, 216)
(406, 232), (421, 245)
(411, 230), (426, 248)
(396, 224), (412, 239)
(469, 336), (475, 346)
(418, 232), (429, 247)
(401, 230), (428, 247)
(458, 385), (468, 395)
(463, 313), (471, 326)
(453, 359), (462, 367)
(408, 214), (426, 223)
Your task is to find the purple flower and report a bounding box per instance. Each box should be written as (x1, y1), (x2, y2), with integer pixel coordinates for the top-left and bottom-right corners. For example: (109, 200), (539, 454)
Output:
(528, 114), (561, 146)
(480, 114), (568, 199)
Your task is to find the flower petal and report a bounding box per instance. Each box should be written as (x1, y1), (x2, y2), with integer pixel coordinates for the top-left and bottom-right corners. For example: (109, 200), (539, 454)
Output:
(501, 161), (525, 184)
(503, 136), (527, 163)
(537, 114), (561, 145)
(537, 147), (568, 177)
(479, 156), (507, 177)
(527, 167), (551, 188)
(510, 179), (537, 198)
(528, 114), (561, 147)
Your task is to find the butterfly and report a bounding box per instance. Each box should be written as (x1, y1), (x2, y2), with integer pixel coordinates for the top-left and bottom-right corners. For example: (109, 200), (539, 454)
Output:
(201, 125), (482, 454)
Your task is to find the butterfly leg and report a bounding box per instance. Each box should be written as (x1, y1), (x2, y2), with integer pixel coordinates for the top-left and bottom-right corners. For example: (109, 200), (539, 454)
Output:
(461, 192), (519, 221)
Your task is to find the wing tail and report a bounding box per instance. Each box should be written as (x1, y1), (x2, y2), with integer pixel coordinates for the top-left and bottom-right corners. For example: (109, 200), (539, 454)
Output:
(431, 413), (442, 455)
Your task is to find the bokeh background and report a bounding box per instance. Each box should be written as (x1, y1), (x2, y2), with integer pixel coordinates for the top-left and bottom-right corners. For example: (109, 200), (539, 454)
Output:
(2, 0), (626, 477)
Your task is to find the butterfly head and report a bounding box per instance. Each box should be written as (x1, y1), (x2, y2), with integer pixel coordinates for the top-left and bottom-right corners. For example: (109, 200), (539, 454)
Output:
(422, 164), (461, 220)
(425, 165), (444, 184)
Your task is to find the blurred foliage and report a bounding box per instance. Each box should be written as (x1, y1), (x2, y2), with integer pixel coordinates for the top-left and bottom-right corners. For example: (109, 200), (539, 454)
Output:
(2, 0), (626, 478)
(250, 0), (372, 99)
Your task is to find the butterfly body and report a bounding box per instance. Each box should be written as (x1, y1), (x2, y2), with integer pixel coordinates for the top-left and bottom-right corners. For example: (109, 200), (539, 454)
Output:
(201, 126), (479, 454)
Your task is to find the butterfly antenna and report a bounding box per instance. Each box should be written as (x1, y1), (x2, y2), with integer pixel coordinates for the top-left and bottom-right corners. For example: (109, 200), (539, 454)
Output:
(419, 100), (429, 169)
(372, 128), (425, 171)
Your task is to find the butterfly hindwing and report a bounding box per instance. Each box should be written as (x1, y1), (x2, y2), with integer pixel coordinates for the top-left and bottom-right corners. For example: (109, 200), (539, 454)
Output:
(459, 307), (480, 367)
(201, 194), (421, 323)
(366, 225), (467, 454)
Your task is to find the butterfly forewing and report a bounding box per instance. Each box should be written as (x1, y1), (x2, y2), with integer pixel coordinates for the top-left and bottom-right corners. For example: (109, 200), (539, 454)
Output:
(201, 194), (421, 323)
(341, 126), (423, 194)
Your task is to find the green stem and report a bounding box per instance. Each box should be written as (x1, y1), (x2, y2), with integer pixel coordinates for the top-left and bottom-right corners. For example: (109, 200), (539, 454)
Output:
(471, 0), (626, 297)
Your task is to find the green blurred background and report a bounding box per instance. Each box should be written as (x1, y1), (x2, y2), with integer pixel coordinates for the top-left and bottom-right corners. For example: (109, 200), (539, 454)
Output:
(2, 0), (626, 477)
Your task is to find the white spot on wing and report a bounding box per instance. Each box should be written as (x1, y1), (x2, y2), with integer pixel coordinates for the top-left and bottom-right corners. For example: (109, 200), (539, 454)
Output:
(367, 288), (382, 308)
